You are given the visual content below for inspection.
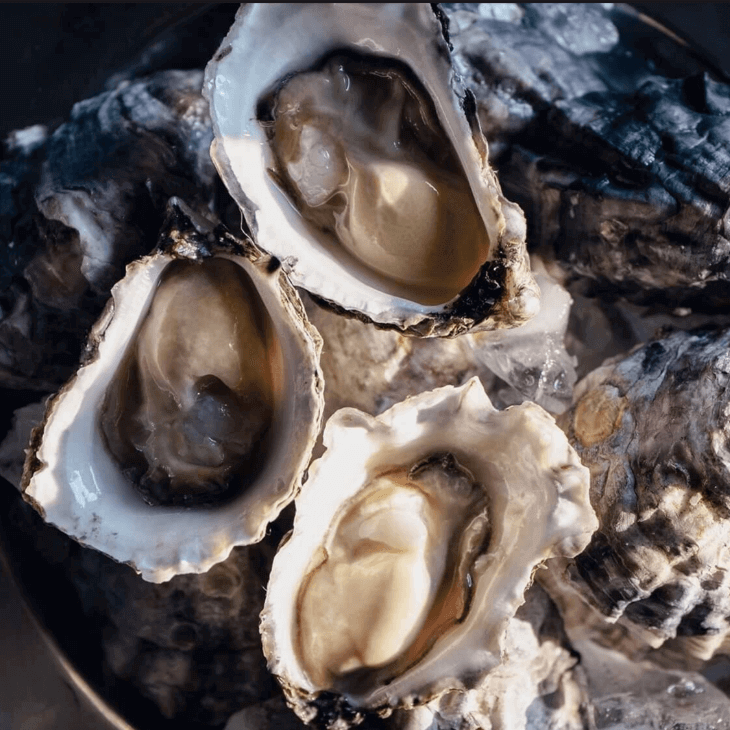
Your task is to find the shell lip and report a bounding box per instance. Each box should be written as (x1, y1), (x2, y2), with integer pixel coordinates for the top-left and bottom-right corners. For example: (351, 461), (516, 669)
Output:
(21, 200), (324, 583)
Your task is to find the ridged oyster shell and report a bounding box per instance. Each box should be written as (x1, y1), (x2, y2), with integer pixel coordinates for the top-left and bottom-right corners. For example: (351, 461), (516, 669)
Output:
(22, 205), (324, 582)
(204, 4), (538, 336)
(261, 379), (595, 727)
(0, 70), (217, 392)
(556, 327), (730, 657)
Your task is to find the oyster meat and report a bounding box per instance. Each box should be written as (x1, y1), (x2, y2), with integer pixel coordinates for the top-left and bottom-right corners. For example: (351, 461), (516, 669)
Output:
(5, 4), (730, 730)
(22, 205), (324, 582)
(204, 3), (538, 335)
(261, 379), (595, 727)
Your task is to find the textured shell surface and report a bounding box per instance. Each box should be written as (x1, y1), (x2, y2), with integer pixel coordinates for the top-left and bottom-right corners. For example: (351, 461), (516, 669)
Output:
(556, 327), (730, 656)
(409, 583), (587, 730)
(203, 3), (538, 336)
(21, 206), (324, 583)
(446, 3), (730, 312)
(261, 379), (596, 727)
(0, 70), (217, 392)
(6, 4), (730, 730)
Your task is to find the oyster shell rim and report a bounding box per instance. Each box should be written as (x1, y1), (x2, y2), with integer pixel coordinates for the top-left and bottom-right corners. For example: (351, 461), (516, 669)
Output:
(260, 378), (596, 723)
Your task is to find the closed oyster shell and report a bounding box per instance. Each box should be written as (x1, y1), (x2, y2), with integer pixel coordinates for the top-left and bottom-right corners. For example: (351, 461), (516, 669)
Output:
(21, 205), (324, 582)
(261, 379), (595, 728)
(204, 4), (538, 336)
(447, 3), (730, 311)
(0, 70), (218, 392)
(557, 327), (730, 656)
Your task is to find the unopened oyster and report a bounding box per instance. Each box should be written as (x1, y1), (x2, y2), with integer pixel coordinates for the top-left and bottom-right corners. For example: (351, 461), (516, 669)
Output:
(447, 3), (730, 311)
(0, 70), (218, 392)
(22, 205), (324, 582)
(556, 327), (730, 658)
(261, 379), (595, 727)
(204, 4), (538, 336)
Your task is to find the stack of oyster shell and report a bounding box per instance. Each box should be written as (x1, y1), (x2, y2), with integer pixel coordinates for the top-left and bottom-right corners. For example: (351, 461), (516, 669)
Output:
(3, 4), (730, 730)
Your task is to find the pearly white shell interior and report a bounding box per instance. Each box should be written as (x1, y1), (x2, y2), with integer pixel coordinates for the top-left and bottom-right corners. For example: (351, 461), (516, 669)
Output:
(262, 378), (596, 711)
(26, 252), (322, 582)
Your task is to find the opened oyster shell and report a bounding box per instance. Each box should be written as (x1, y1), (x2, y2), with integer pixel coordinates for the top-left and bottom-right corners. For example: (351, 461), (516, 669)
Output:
(22, 205), (324, 582)
(261, 379), (595, 727)
(204, 3), (538, 336)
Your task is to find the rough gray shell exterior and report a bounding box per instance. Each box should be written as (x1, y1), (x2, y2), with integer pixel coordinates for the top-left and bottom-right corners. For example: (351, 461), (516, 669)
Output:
(447, 3), (730, 311)
(0, 70), (217, 392)
(558, 327), (730, 654)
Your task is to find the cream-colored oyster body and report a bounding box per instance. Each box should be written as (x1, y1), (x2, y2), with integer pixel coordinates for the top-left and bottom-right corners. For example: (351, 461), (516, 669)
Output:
(261, 379), (596, 727)
(22, 207), (324, 583)
(204, 3), (538, 336)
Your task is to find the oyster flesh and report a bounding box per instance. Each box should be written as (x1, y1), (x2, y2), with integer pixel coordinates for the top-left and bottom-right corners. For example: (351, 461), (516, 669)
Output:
(22, 205), (324, 582)
(261, 379), (595, 727)
(204, 3), (538, 335)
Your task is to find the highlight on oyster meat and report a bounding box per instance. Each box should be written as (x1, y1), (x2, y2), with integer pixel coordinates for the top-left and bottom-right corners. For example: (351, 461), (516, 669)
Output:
(204, 3), (538, 335)
(261, 379), (596, 727)
(22, 206), (324, 583)
(555, 327), (730, 659)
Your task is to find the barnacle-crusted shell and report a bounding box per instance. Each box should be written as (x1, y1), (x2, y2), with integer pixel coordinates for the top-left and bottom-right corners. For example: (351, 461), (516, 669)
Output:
(21, 207), (324, 582)
(261, 379), (595, 727)
(557, 327), (730, 656)
(204, 3), (538, 336)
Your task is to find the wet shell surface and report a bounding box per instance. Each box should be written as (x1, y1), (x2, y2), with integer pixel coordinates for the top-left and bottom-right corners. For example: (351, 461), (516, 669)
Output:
(557, 327), (730, 656)
(21, 207), (324, 583)
(260, 379), (595, 727)
(204, 3), (538, 336)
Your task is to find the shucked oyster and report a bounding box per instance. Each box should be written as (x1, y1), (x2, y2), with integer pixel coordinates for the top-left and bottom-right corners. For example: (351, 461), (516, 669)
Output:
(22, 204), (324, 582)
(261, 379), (595, 728)
(204, 3), (538, 336)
